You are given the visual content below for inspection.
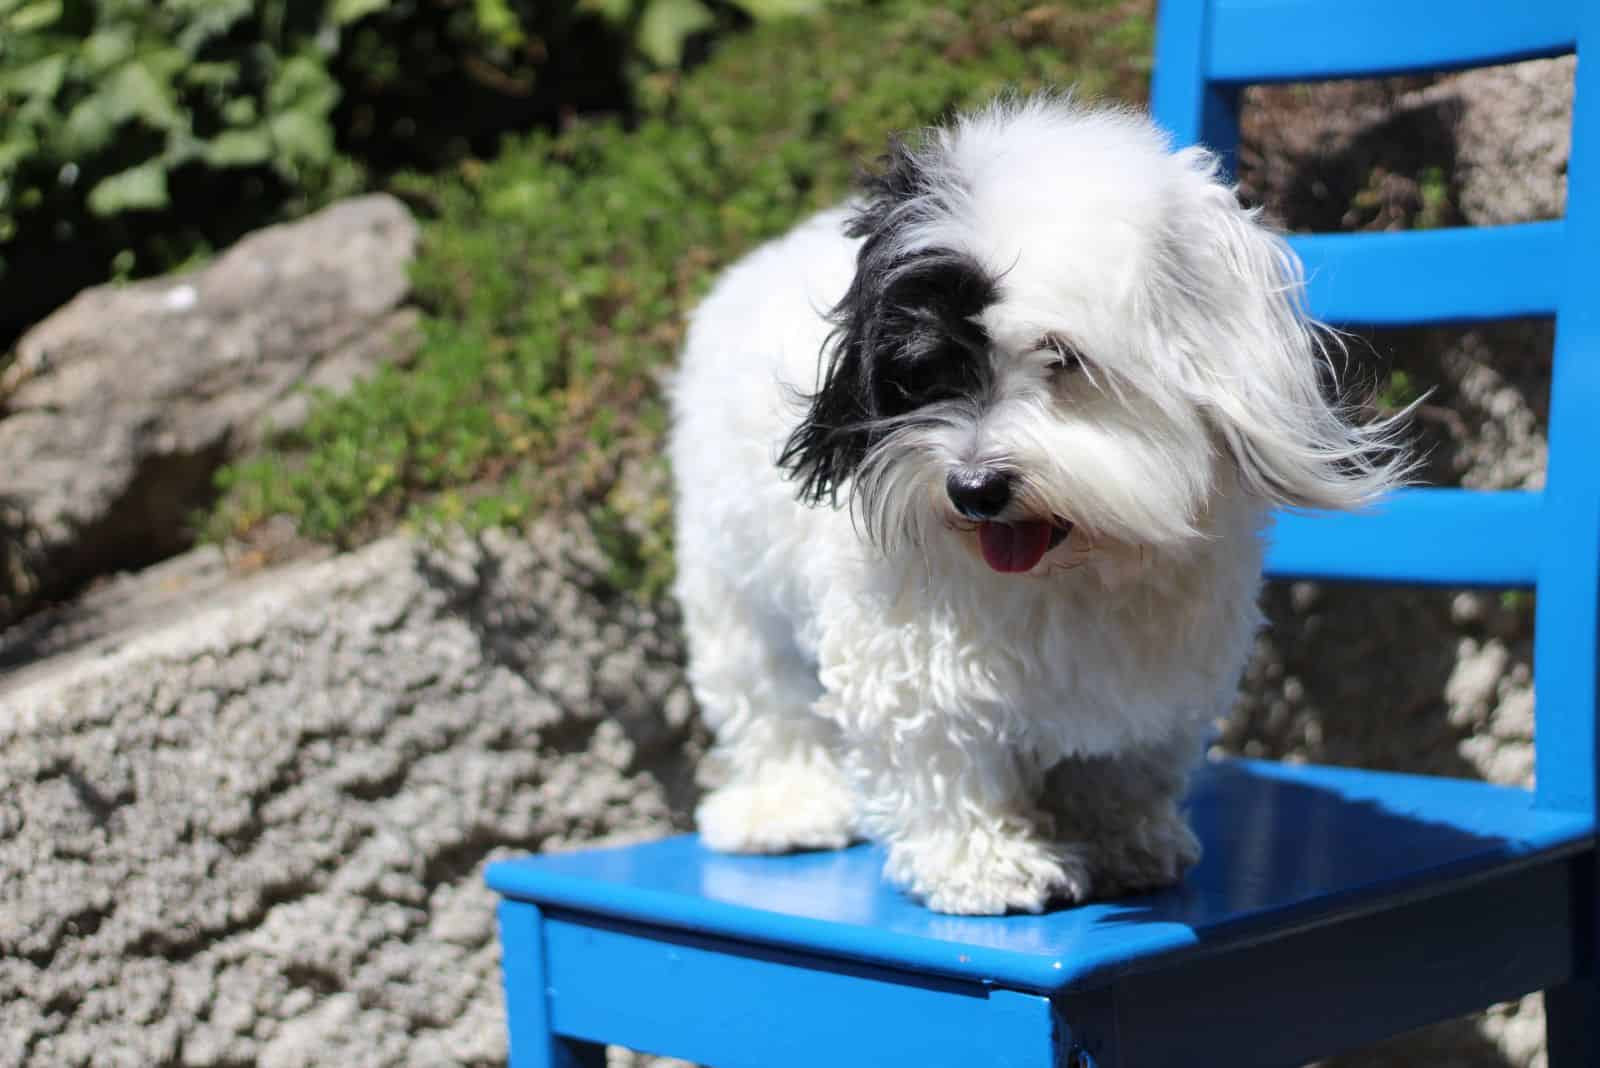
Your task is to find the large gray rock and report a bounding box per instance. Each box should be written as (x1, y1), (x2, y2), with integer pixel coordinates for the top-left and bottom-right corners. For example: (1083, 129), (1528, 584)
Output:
(1433, 57), (1574, 226)
(0, 525), (701, 1068)
(0, 195), (421, 628)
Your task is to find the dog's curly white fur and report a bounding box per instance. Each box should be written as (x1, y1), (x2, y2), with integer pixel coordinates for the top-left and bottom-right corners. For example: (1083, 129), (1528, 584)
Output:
(668, 94), (1409, 915)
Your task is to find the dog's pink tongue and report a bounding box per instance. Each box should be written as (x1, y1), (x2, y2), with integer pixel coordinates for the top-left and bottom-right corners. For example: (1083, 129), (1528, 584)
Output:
(977, 521), (1054, 573)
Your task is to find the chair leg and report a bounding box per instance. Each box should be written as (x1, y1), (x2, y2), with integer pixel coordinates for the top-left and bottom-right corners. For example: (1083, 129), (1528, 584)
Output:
(510, 1034), (605, 1068)
(1545, 980), (1599, 1068)
(549, 1038), (607, 1068)
(499, 901), (608, 1068)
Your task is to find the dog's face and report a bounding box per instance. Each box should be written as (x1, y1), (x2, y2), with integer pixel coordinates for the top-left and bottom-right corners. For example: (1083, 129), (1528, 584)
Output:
(780, 96), (1406, 575)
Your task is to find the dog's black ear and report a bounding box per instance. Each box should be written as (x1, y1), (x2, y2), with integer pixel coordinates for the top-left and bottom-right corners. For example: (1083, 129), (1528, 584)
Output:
(783, 136), (996, 506)
(779, 138), (931, 507)
(777, 327), (875, 508)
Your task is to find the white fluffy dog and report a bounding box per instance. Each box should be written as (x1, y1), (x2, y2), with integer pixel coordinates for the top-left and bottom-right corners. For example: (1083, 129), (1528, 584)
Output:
(668, 94), (1407, 916)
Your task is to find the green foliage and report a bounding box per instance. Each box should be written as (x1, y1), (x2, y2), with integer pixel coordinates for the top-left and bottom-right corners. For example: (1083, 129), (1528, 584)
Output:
(1377, 369), (1421, 412)
(1499, 590), (1531, 613)
(1416, 164), (1451, 230)
(0, 0), (787, 344)
(597, 0), (824, 68)
(210, 0), (1157, 596)
(0, 0), (366, 330)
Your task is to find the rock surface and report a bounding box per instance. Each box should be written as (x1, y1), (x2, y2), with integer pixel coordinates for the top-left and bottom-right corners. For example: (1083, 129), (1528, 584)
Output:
(0, 526), (701, 1068)
(0, 195), (421, 629)
(1434, 56), (1573, 226)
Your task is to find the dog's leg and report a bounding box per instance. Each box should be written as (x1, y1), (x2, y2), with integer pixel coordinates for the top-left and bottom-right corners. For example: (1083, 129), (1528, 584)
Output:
(682, 581), (856, 854)
(1040, 724), (1205, 897)
(841, 725), (1094, 915)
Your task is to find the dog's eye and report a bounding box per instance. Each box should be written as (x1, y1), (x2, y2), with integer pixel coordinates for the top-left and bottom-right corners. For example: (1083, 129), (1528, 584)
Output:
(1036, 336), (1085, 375)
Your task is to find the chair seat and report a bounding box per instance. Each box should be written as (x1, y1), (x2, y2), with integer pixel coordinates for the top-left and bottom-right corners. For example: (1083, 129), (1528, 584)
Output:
(486, 758), (1594, 995)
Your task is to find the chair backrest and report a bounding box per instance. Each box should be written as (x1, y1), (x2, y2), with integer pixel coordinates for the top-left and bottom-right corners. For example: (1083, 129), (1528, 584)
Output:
(1150, 0), (1599, 814)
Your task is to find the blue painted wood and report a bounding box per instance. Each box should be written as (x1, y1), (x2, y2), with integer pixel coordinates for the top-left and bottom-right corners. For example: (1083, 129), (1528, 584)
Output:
(1149, 0), (1209, 147)
(1206, 0), (1579, 82)
(1537, 9), (1600, 1063)
(1289, 223), (1564, 326)
(1263, 489), (1542, 586)
(1150, 0), (1241, 173)
(1534, 0), (1600, 818)
(1099, 858), (1581, 1068)
(488, 759), (1594, 994)
(541, 915), (1061, 1068)
(1536, 497), (1600, 813)
(498, 902), (605, 1068)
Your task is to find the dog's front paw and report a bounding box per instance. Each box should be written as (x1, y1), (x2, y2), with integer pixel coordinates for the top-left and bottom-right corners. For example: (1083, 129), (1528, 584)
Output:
(887, 829), (1094, 915)
(697, 760), (857, 854)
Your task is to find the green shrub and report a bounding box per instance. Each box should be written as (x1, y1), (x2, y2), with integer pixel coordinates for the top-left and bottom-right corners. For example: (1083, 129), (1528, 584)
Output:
(0, 0), (792, 346)
(210, 0), (1156, 595)
(1, 0), (357, 341)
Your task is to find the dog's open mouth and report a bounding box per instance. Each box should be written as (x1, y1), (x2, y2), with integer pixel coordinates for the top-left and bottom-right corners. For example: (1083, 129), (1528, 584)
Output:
(976, 520), (1073, 573)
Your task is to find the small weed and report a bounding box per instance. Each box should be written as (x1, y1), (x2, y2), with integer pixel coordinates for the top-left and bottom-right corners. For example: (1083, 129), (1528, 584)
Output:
(1499, 590), (1532, 614)
(1377, 369), (1422, 412)
(1416, 165), (1452, 230)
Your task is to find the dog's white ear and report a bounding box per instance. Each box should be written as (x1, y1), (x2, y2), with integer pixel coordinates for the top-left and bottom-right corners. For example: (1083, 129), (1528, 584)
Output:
(1156, 150), (1413, 511)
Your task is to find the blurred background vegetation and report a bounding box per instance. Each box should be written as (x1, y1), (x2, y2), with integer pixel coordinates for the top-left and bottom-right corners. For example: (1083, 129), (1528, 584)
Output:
(0, 0), (755, 344)
(2, 0), (1155, 594)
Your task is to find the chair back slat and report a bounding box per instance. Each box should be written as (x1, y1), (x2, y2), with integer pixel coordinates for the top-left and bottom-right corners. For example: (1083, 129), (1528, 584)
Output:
(1531, 0), (1600, 813)
(1153, 0), (1597, 814)
(1208, 0), (1579, 82)
(1264, 490), (1543, 587)
(1290, 224), (1564, 326)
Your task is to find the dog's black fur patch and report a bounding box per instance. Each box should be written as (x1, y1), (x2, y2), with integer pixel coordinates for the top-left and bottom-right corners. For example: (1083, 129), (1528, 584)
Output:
(780, 138), (999, 506)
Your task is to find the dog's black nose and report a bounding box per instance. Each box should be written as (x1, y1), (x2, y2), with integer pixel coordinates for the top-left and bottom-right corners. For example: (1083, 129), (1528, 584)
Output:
(946, 467), (1012, 519)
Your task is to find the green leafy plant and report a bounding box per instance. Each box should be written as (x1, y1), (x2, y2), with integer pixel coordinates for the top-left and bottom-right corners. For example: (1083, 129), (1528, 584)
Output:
(585, 0), (825, 68)
(0, 0), (372, 335)
(1416, 164), (1452, 230)
(0, 0), (788, 346)
(1377, 369), (1421, 411)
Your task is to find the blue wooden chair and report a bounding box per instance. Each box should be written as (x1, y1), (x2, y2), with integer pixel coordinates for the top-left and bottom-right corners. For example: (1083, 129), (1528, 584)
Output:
(486, 2), (1600, 1063)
